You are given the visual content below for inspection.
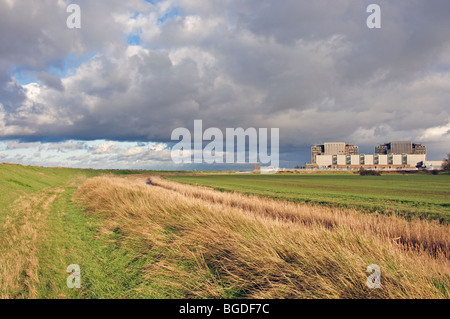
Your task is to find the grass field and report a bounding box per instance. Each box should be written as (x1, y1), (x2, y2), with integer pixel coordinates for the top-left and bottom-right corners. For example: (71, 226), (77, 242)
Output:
(0, 164), (449, 299)
(0, 164), (230, 298)
(0, 164), (160, 298)
(167, 174), (450, 223)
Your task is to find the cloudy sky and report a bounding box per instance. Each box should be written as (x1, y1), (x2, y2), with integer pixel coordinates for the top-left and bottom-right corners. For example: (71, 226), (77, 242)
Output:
(1, 0), (449, 169)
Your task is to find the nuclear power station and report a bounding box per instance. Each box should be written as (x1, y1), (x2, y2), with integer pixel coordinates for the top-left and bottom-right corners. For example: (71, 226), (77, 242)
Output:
(308, 141), (428, 170)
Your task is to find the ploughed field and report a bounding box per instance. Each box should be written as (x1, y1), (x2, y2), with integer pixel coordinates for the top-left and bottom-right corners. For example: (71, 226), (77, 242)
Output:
(167, 174), (450, 223)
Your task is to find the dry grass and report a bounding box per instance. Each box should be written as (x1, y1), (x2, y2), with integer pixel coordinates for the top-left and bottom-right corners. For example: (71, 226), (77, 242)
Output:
(150, 176), (449, 259)
(74, 175), (450, 299)
(0, 188), (63, 299)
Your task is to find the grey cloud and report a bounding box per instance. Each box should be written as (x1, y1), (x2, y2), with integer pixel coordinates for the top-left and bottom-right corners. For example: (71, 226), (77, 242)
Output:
(47, 141), (85, 152)
(6, 140), (43, 150)
(1, 0), (450, 165)
(37, 72), (65, 92)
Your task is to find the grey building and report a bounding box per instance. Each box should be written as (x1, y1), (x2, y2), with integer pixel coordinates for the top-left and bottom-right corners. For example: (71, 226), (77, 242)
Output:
(309, 141), (427, 168)
(311, 144), (325, 164)
(311, 142), (359, 163)
(412, 144), (426, 154)
(375, 141), (426, 155)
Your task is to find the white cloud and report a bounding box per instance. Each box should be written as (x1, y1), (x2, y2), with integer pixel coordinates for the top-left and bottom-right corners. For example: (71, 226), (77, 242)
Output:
(419, 122), (450, 142)
(90, 141), (119, 154)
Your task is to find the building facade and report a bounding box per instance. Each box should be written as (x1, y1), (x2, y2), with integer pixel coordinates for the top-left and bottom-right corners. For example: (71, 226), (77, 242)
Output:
(311, 142), (359, 164)
(313, 153), (426, 169)
(375, 141), (426, 155)
(311, 144), (325, 164)
(309, 141), (427, 170)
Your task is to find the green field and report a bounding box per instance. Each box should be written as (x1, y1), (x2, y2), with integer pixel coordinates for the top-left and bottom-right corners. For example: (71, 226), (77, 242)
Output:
(0, 164), (158, 213)
(167, 174), (450, 223)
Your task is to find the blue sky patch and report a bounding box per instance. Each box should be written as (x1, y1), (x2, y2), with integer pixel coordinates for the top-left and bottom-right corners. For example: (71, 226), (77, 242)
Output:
(11, 52), (96, 85)
(158, 7), (179, 25)
(127, 34), (142, 46)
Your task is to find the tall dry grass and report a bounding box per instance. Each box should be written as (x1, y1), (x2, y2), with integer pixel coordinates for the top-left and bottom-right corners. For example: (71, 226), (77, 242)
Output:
(74, 175), (450, 298)
(150, 176), (449, 259)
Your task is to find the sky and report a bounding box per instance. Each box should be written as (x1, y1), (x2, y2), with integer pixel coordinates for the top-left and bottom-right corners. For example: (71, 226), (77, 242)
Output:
(1, 0), (450, 170)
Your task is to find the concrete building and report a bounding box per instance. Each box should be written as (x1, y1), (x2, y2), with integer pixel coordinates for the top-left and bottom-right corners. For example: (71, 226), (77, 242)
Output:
(324, 142), (346, 155)
(312, 153), (426, 169)
(308, 141), (427, 170)
(413, 144), (427, 154)
(375, 141), (426, 155)
(311, 142), (359, 164)
(311, 144), (325, 164)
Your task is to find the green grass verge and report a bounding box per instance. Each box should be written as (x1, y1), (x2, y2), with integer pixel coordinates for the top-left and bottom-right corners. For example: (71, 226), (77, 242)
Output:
(0, 164), (99, 211)
(0, 163), (158, 298)
(35, 186), (156, 298)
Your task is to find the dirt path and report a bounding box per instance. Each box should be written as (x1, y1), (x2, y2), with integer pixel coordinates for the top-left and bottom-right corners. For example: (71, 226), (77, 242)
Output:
(0, 188), (64, 299)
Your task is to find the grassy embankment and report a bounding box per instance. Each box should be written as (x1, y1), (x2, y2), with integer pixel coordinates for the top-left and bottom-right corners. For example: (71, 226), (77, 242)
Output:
(73, 175), (449, 298)
(0, 164), (162, 298)
(0, 164), (225, 298)
(167, 174), (450, 223)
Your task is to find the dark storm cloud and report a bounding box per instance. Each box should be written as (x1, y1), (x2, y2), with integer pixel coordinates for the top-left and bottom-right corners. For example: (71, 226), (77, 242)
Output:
(0, 0), (450, 163)
(37, 72), (65, 91)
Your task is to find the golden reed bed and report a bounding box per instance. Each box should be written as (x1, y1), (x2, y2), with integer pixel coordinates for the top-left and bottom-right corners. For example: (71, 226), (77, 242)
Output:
(74, 175), (450, 298)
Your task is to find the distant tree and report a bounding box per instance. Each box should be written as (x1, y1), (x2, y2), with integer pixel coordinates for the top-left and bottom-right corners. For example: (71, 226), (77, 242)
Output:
(294, 165), (300, 169)
(359, 166), (380, 176)
(442, 153), (450, 171)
